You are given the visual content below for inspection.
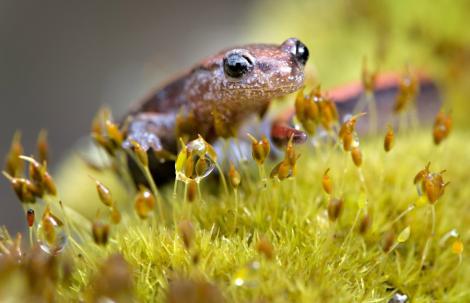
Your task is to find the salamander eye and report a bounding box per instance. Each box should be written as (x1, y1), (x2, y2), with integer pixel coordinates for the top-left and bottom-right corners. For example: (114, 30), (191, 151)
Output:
(293, 40), (309, 66)
(282, 38), (309, 66)
(223, 52), (253, 79)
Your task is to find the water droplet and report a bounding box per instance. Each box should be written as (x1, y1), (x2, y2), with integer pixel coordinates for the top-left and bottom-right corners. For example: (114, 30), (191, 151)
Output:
(96, 297), (117, 303)
(37, 215), (67, 255)
(175, 137), (216, 183)
(388, 292), (408, 303)
(232, 261), (261, 287)
(186, 137), (206, 154)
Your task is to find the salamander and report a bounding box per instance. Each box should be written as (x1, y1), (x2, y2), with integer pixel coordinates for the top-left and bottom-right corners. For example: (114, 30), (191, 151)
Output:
(123, 38), (310, 184)
(122, 38), (441, 185)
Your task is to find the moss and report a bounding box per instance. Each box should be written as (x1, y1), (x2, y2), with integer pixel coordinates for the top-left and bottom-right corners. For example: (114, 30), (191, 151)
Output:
(54, 129), (469, 302)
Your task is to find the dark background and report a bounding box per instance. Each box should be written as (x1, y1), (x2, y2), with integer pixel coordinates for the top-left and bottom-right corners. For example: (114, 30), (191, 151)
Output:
(0, 0), (252, 233)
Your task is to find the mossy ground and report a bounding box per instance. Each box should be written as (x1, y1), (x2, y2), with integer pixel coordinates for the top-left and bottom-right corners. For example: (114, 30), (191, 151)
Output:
(58, 128), (470, 302)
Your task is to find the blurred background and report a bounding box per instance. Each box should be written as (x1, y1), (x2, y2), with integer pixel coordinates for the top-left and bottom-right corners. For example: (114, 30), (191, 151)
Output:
(1, 0), (469, 233)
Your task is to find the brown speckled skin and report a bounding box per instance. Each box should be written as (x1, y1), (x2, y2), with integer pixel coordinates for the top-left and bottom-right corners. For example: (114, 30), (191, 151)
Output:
(124, 38), (306, 184)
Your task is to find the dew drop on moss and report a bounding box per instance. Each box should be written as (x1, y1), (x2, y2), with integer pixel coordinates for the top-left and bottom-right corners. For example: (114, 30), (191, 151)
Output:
(37, 215), (67, 255)
(176, 137), (216, 183)
(388, 292), (408, 303)
(232, 261), (261, 287)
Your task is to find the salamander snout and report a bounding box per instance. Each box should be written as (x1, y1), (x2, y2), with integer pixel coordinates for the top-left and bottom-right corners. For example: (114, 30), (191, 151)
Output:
(281, 38), (309, 66)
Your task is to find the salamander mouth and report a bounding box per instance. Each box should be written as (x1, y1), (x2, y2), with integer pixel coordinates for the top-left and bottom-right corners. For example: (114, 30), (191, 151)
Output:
(219, 84), (303, 103)
(225, 84), (302, 96)
(222, 83), (302, 93)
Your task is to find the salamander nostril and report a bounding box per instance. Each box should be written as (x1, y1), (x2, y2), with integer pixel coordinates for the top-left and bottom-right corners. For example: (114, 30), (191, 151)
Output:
(293, 40), (309, 66)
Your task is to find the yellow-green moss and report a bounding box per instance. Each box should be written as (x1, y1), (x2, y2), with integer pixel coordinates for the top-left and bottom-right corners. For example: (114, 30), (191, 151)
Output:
(58, 129), (470, 302)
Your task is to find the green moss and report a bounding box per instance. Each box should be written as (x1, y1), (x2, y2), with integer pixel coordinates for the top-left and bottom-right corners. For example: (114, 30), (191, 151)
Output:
(58, 129), (469, 302)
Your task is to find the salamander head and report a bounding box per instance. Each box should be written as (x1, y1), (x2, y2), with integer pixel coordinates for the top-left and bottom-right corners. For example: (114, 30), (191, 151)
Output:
(190, 38), (309, 102)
